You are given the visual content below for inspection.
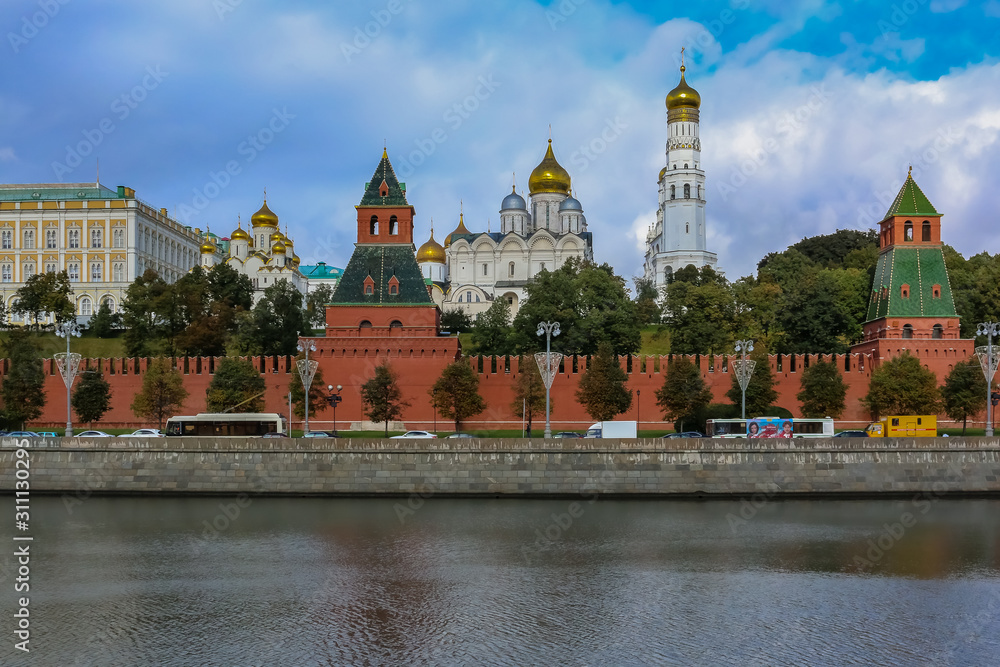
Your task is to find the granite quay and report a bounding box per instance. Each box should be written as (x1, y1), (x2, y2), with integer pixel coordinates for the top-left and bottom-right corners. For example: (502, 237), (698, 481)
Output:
(2, 437), (999, 498)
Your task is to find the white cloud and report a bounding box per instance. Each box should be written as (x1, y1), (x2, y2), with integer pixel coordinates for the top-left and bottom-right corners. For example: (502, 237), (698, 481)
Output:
(0, 148), (15, 162)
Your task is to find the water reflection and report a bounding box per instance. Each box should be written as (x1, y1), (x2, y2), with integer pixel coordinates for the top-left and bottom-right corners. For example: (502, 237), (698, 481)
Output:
(12, 497), (1000, 666)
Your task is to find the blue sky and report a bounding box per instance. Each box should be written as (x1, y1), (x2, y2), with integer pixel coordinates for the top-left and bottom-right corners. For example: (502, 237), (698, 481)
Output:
(2, 0), (998, 281)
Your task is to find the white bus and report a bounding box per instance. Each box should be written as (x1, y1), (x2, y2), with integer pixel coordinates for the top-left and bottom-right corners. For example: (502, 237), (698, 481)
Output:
(706, 417), (835, 439)
(164, 413), (285, 437)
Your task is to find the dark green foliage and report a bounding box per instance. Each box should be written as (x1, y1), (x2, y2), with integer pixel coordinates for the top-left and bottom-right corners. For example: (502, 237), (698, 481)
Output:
(234, 279), (309, 356)
(510, 259), (641, 356)
(305, 284), (337, 329)
(777, 271), (856, 354)
(655, 356), (712, 432)
(511, 356), (548, 436)
(862, 352), (941, 419)
(289, 357), (328, 420)
(121, 269), (170, 357)
(575, 341), (632, 421)
(0, 329), (46, 429)
(72, 370), (112, 426)
(130, 358), (189, 429)
(663, 267), (735, 355)
(12, 271), (75, 328)
(941, 360), (988, 434)
(796, 360), (847, 418)
(470, 299), (513, 355)
(633, 277), (662, 324)
(206, 358), (266, 413)
(440, 308), (474, 334)
(431, 360), (487, 431)
(88, 300), (121, 338)
(361, 361), (410, 436)
(759, 229), (878, 272)
(726, 352), (778, 418)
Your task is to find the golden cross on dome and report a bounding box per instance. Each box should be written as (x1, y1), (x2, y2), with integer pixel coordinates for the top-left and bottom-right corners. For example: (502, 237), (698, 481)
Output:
(680, 47), (686, 73)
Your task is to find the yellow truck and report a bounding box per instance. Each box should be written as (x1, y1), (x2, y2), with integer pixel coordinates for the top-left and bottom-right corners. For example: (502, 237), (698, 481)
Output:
(865, 415), (937, 437)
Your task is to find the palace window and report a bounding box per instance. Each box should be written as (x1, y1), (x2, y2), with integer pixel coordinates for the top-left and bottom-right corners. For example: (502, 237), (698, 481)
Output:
(1, 264), (11, 282)
(113, 228), (125, 248)
(23, 263), (34, 279)
(46, 229), (57, 249)
(45, 263), (57, 274)
(91, 262), (103, 281)
(1, 230), (11, 249)
(68, 229), (80, 248)
(91, 228), (103, 248)
(23, 229), (35, 249)
(68, 263), (80, 282)
(79, 297), (92, 317)
(113, 263), (124, 282)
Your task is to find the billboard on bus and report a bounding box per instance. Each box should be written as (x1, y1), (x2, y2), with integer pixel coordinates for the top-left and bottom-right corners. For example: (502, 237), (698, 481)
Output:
(747, 418), (794, 438)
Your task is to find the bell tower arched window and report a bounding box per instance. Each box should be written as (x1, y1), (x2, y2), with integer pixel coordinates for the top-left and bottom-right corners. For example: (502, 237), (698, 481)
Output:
(932, 324), (943, 339)
(904, 221), (913, 241)
(670, 185), (676, 200)
(922, 220), (931, 241)
(370, 216), (379, 235)
(683, 184), (690, 198)
(389, 215), (398, 235)
(902, 324), (914, 339)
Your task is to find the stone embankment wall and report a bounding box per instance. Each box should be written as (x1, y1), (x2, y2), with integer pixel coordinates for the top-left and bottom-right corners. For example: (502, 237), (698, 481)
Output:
(2, 437), (999, 497)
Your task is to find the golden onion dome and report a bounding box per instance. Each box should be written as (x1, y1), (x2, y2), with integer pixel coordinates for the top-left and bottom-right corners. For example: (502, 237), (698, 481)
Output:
(292, 253), (300, 266)
(528, 139), (571, 195)
(666, 65), (701, 110)
(230, 224), (250, 241)
(417, 228), (446, 263)
(659, 166), (667, 181)
(251, 200), (279, 228)
(444, 213), (472, 248)
(200, 238), (216, 254)
(271, 239), (286, 254)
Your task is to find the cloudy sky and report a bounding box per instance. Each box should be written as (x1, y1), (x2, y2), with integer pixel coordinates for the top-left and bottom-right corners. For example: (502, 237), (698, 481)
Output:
(2, 0), (998, 281)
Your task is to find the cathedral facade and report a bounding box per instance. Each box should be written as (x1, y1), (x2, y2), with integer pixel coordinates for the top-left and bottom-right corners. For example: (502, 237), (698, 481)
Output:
(643, 59), (718, 291)
(416, 139), (593, 317)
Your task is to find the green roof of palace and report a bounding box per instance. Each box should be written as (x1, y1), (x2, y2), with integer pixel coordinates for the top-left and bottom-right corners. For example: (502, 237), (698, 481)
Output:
(299, 263), (343, 279)
(865, 246), (958, 321)
(329, 244), (431, 305)
(359, 151), (409, 207)
(883, 171), (939, 220)
(0, 183), (122, 201)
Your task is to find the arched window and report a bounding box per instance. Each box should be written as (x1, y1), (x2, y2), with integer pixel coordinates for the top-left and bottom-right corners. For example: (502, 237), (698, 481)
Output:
(370, 216), (378, 235)
(388, 283), (398, 295)
(101, 296), (116, 313)
(684, 163), (688, 169)
(359, 320), (372, 332)
(390, 320), (403, 329)
(932, 324), (943, 339)
(904, 221), (913, 241)
(683, 184), (690, 198)
(902, 324), (913, 339)
(670, 185), (676, 200)
(389, 215), (398, 235)
(685, 223), (689, 234)
(80, 296), (93, 317)
(697, 184), (701, 199)
(508, 261), (515, 277)
(664, 266), (673, 283)
(922, 220), (931, 241)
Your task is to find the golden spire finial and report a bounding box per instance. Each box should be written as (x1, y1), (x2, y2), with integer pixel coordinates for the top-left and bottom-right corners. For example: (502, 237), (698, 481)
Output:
(907, 165), (912, 178)
(237, 214), (241, 228)
(430, 217), (434, 234)
(382, 140), (388, 159)
(512, 171), (516, 188)
(548, 124), (552, 141)
(680, 47), (686, 74)
(263, 187), (267, 202)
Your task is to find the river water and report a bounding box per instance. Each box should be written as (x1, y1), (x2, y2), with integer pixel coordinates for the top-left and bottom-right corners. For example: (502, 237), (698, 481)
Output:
(5, 496), (1000, 666)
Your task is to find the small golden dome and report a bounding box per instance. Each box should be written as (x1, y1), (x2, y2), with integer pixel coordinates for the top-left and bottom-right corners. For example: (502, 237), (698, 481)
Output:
(230, 226), (250, 241)
(251, 200), (279, 228)
(292, 253), (300, 265)
(200, 238), (216, 254)
(666, 65), (701, 110)
(271, 239), (286, 254)
(417, 228), (446, 263)
(528, 139), (572, 195)
(444, 213), (472, 248)
(659, 166), (667, 181)
(270, 230), (285, 243)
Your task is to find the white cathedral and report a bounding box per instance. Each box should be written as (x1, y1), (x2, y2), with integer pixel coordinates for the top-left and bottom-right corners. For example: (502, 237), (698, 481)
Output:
(416, 139), (593, 317)
(643, 59), (718, 290)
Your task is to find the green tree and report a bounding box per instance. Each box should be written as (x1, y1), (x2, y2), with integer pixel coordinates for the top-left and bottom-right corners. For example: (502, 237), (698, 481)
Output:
(576, 341), (632, 421)
(88, 300), (121, 338)
(130, 358), (189, 429)
(234, 279), (308, 356)
(777, 270), (856, 354)
(431, 360), (487, 432)
(440, 308), (474, 334)
(72, 370), (112, 426)
(206, 358), (266, 413)
(361, 361), (410, 436)
(470, 299), (513, 355)
(655, 356), (712, 432)
(0, 330), (46, 429)
(633, 276), (662, 324)
(511, 356), (548, 436)
(121, 269), (169, 357)
(726, 351), (778, 418)
(862, 352), (941, 419)
(305, 283), (337, 329)
(941, 359), (988, 434)
(11, 271), (75, 328)
(796, 360), (847, 418)
(289, 357), (329, 421)
(663, 268), (735, 355)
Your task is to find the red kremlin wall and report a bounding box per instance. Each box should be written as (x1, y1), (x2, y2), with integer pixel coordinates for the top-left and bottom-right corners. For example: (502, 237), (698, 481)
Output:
(21, 348), (975, 432)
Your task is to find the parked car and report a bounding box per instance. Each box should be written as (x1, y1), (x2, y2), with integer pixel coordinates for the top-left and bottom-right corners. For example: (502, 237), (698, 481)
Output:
(552, 432), (583, 438)
(663, 431), (705, 439)
(833, 430), (868, 438)
(261, 432), (289, 438)
(390, 431), (438, 439)
(447, 432), (475, 438)
(36, 432), (59, 437)
(128, 428), (163, 437)
(75, 430), (113, 437)
(6, 431), (39, 437)
(303, 430), (337, 438)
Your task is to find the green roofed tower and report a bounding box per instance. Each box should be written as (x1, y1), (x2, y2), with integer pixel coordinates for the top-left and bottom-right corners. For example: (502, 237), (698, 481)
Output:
(851, 169), (972, 379)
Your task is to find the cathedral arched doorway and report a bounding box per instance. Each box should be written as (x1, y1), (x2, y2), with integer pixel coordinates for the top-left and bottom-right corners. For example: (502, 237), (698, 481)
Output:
(502, 292), (519, 316)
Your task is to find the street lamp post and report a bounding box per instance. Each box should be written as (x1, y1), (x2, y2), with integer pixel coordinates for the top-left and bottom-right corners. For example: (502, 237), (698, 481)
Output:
(296, 341), (318, 435)
(54, 321), (82, 437)
(536, 321), (561, 439)
(636, 389), (640, 435)
(327, 384), (343, 435)
(976, 321), (999, 437)
(733, 339), (755, 421)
